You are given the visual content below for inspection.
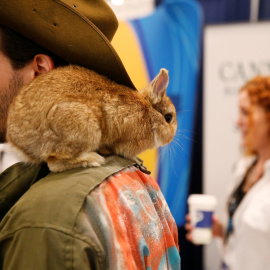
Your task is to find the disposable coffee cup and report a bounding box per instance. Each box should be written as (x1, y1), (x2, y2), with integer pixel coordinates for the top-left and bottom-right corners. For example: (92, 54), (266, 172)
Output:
(187, 194), (217, 245)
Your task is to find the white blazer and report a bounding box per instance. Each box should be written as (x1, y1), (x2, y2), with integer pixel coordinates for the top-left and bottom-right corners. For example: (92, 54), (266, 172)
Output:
(223, 156), (270, 270)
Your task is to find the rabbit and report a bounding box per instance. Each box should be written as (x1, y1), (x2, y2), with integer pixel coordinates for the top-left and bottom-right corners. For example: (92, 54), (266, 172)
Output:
(7, 65), (177, 172)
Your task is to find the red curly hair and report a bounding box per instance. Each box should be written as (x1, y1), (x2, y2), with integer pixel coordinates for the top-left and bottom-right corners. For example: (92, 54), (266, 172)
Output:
(240, 76), (270, 155)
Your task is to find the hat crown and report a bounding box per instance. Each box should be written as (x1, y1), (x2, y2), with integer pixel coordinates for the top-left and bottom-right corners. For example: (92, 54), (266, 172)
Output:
(61, 0), (118, 41)
(0, 0), (135, 88)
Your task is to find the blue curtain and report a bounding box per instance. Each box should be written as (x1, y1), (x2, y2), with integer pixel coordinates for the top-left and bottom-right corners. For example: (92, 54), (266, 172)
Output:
(197, 0), (270, 24)
(259, 0), (270, 20)
(197, 0), (250, 23)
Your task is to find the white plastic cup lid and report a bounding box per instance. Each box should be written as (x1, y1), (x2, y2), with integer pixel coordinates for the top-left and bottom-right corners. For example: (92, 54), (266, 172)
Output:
(187, 194), (217, 207)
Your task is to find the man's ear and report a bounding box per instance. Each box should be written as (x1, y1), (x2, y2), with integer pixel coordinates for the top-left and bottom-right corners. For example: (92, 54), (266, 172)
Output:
(33, 54), (55, 77)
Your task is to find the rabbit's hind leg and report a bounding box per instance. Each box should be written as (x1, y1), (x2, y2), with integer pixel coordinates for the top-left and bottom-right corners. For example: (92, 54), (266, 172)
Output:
(47, 152), (105, 172)
(68, 151), (105, 167)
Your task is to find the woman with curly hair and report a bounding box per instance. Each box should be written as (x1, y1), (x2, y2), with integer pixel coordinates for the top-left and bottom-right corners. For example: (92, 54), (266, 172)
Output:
(187, 76), (270, 270)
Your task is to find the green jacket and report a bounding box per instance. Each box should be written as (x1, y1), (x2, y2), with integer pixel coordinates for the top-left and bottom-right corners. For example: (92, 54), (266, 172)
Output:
(0, 156), (180, 270)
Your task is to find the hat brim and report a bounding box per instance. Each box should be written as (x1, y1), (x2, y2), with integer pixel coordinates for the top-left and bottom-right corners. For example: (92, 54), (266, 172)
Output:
(0, 0), (136, 89)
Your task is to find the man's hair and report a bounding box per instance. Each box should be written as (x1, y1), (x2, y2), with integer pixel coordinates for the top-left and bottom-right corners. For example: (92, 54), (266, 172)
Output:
(0, 25), (68, 69)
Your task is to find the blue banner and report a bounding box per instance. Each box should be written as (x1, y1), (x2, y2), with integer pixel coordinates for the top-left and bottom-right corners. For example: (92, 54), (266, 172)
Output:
(130, 0), (202, 225)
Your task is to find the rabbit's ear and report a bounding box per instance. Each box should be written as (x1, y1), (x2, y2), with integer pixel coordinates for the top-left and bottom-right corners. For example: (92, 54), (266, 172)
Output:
(150, 68), (169, 104)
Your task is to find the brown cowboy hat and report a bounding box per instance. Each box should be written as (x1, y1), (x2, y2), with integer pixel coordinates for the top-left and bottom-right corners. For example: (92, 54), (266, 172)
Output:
(0, 0), (135, 89)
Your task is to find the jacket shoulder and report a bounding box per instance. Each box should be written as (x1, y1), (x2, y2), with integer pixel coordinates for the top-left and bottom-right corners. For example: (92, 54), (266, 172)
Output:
(0, 155), (135, 236)
(0, 156), (136, 269)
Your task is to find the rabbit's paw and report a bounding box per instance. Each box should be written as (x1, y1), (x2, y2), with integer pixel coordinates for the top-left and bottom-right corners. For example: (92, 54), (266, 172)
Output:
(72, 152), (105, 166)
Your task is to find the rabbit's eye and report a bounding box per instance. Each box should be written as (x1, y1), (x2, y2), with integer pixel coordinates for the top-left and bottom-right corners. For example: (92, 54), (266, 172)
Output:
(164, 113), (172, 123)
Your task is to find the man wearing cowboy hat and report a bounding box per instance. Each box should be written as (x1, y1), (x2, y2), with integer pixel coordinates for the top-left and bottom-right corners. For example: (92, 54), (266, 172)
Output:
(0, 0), (180, 269)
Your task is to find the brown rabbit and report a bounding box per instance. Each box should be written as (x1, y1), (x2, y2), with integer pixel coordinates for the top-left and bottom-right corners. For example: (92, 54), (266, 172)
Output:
(7, 65), (177, 172)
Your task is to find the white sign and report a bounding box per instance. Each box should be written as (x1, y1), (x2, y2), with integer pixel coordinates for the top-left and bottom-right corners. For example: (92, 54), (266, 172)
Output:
(203, 21), (270, 270)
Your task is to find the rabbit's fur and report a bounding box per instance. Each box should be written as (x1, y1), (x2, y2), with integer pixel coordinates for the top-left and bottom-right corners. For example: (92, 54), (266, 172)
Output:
(7, 65), (177, 172)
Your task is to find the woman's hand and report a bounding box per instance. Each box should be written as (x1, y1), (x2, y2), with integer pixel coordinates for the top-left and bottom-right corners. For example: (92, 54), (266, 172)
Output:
(185, 213), (194, 242)
(185, 213), (224, 243)
(212, 215), (224, 238)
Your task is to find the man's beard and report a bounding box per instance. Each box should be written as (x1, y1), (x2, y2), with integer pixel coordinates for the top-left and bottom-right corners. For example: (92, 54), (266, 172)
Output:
(0, 72), (24, 143)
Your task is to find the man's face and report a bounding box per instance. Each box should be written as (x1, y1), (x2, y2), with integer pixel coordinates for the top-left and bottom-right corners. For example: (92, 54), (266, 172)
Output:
(0, 50), (24, 142)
